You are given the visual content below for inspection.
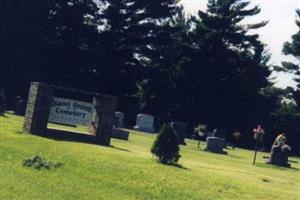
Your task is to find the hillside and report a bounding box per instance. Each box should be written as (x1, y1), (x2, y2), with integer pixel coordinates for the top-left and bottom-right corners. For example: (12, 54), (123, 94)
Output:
(0, 114), (299, 200)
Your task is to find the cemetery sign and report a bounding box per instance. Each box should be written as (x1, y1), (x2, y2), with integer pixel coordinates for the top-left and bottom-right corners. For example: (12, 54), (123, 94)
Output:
(48, 97), (94, 126)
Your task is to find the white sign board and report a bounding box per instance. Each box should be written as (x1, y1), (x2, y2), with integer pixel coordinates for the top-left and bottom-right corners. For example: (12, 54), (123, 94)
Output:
(48, 97), (94, 126)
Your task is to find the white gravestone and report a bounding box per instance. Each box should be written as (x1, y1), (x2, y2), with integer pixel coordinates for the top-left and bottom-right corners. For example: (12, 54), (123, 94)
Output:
(134, 114), (155, 133)
(114, 111), (124, 128)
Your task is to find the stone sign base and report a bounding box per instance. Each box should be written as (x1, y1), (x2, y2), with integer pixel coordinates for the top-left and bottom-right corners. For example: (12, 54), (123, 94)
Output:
(112, 128), (130, 140)
(23, 82), (117, 146)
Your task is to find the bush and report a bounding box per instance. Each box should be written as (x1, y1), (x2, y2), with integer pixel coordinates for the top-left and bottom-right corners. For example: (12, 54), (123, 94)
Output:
(22, 155), (63, 170)
(151, 123), (180, 164)
(0, 89), (6, 115)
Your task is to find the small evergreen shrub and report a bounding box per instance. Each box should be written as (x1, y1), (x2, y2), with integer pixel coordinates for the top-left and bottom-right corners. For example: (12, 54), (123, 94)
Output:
(151, 123), (180, 164)
(22, 155), (63, 170)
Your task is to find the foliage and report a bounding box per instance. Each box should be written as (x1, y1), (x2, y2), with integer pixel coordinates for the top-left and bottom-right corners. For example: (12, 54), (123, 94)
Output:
(264, 9), (300, 155)
(135, 6), (191, 120)
(1, 0), (101, 106)
(185, 0), (271, 137)
(279, 9), (300, 106)
(194, 123), (207, 137)
(266, 102), (300, 156)
(151, 123), (180, 164)
(22, 155), (63, 170)
(0, 89), (6, 115)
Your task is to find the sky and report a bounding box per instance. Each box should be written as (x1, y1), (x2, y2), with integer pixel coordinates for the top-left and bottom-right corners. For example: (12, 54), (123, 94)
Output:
(180, 0), (300, 88)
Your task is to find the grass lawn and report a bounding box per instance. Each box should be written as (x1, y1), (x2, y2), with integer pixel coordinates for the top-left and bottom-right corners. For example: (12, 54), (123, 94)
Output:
(1, 113), (299, 200)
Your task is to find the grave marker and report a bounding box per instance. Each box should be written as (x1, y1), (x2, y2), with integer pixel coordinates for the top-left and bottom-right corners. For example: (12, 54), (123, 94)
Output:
(114, 111), (124, 128)
(170, 121), (187, 145)
(134, 114), (155, 133)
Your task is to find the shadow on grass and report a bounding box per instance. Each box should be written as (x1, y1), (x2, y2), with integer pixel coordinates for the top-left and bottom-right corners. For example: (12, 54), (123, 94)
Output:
(0, 113), (9, 118)
(156, 161), (189, 170)
(27, 129), (131, 153)
(109, 145), (131, 153)
(203, 149), (228, 155)
(228, 154), (242, 159)
(256, 162), (300, 171)
(168, 162), (189, 170)
(15, 131), (24, 134)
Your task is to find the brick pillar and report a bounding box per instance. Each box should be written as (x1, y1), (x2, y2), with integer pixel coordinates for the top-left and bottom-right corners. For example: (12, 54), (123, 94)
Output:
(93, 95), (118, 146)
(23, 82), (53, 135)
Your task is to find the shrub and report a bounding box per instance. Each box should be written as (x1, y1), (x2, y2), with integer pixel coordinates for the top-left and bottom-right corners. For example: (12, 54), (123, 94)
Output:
(151, 123), (180, 164)
(0, 89), (6, 115)
(22, 155), (63, 170)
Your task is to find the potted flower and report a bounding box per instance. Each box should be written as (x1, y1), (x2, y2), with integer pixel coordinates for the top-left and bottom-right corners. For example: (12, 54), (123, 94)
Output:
(194, 123), (207, 148)
(252, 125), (265, 165)
(232, 131), (242, 149)
(253, 125), (265, 142)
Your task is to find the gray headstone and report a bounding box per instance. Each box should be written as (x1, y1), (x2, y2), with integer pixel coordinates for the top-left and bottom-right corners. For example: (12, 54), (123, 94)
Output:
(206, 137), (225, 154)
(170, 121), (187, 144)
(114, 111), (124, 128)
(134, 114), (155, 133)
(268, 144), (291, 167)
(212, 129), (226, 139)
(14, 96), (26, 115)
(205, 132), (213, 138)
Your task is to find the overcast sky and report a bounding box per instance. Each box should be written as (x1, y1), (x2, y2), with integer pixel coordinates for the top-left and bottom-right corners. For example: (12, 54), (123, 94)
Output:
(180, 0), (300, 88)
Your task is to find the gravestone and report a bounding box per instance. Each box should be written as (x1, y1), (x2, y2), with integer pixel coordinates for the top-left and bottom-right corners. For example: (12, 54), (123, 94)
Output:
(205, 132), (214, 138)
(114, 111), (124, 128)
(205, 129), (226, 154)
(134, 114), (155, 133)
(170, 121), (187, 145)
(14, 96), (26, 115)
(267, 134), (291, 167)
(213, 129), (226, 139)
(206, 137), (225, 153)
(112, 128), (129, 140)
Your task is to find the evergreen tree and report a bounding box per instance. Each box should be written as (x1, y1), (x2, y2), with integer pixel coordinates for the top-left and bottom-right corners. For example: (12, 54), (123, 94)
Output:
(135, 6), (192, 121)
(269, 9), (300, 155)
(0, 0), (101, 106)
(187, 0), (271, 139)
(281, 9), (300, 108)
(151, 123), (180, 164)
(99, 0), (182, 120)
(95, 0), (140, 118)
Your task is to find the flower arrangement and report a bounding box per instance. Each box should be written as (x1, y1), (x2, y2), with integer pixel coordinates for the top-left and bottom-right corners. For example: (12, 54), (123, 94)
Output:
(194, 123), (207, 149)
(233, 131), (242, 141)
(273, 133), (286, 147)
(281, 144), (291, 152)
(253, 125), (265, 141)
(194, 123), (207, 137)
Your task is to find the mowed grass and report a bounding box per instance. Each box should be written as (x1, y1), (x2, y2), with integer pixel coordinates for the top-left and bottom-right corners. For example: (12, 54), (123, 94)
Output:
(0, 114), (299, 200)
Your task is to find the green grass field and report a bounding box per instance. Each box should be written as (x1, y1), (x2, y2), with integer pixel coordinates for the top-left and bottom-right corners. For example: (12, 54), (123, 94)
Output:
(1, 113), (299, 200)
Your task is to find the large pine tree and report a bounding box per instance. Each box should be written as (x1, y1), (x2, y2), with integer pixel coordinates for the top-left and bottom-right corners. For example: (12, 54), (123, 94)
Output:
(1, 0), (101, 105)
(187, 0), (271, 139)
(98, 0), (182, 120)
(135, 6), (192, 121)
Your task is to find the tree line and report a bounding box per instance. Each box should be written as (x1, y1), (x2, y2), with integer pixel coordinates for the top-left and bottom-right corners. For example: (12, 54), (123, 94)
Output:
(0, 0), (299, 155)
